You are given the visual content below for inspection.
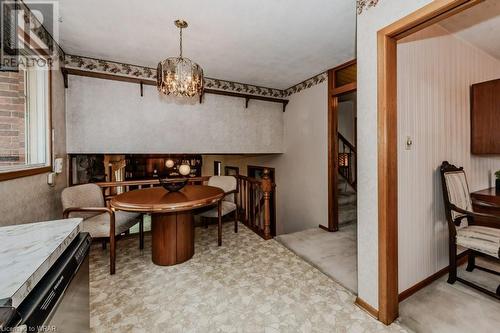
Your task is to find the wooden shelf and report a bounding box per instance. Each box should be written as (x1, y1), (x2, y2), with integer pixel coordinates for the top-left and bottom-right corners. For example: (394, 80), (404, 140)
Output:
(62, 68), (288, 111)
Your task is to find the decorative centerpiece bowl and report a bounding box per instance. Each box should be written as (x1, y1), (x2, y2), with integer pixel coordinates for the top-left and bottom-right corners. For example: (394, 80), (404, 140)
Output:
(159, 178), (188, 192)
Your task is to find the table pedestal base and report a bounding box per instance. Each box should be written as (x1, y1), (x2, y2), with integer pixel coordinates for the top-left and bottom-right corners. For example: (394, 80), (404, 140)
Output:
(151, 211), (194, 266)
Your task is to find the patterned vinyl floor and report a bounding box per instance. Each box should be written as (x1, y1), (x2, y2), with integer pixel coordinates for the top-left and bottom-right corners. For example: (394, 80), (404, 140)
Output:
(89, 223), (410, 333)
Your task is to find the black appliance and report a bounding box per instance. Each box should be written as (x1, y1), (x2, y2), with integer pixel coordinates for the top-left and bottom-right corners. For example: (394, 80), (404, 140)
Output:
(0, 232), (91, 332)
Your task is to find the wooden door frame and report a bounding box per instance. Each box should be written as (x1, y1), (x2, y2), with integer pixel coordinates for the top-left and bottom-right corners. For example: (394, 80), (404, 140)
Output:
(377, 0), (483, 324)
(321, 59), (357, 232)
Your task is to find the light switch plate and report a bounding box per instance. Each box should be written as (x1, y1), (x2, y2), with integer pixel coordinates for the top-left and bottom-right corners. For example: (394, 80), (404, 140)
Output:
(405, 136), (413, 150)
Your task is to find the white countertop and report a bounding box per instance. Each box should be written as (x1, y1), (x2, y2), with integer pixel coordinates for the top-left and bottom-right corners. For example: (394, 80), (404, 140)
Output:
(0, 218), (83, 307)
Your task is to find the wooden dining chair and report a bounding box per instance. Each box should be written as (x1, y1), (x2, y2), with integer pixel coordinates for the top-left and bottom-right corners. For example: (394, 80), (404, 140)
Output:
(440, 161), (500, 299)
(198, 176), (238, 246)
(62, 183), (144, 274)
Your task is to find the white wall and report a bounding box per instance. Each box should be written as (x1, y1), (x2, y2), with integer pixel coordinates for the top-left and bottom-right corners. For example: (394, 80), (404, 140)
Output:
(275, 81), (329, 234)
(66, 76), (284, 154)
(357, 0), (433, 310)
(200, 82), (329, 235)
(397, 24), (500, 292)
(338, 100), (355, 145)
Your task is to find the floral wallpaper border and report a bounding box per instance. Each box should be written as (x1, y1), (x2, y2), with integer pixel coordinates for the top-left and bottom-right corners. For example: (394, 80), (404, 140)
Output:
(283, 72), (328, 97)
(357, 0), (380, 15)
(64, 55), (330, 98)
(64, 55), (284, 98)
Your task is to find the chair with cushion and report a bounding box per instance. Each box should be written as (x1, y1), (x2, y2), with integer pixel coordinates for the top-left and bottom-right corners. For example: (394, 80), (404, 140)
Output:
(440, 161), (500, 299)
(198, 176), (238, 246)
(62, 183), (143, 274)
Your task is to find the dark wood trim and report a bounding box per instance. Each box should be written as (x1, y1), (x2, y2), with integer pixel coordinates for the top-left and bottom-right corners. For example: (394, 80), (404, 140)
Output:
(377, 27), (399, 325)
(331, 59), (357, 73)
(382, 0), (483, 40)
(204, 89), (289, 112)
(376, 0), (481, 325)
(63, 68), (289, 111)
(398, 254), (468, 302)
(0, 166), (52, 181)
(355, 297), (379, 319)
(323, 60), (357, 232)
(323, 69), (339, 232)
(64, 67), (152, 85)
(332, 82), (357, 96)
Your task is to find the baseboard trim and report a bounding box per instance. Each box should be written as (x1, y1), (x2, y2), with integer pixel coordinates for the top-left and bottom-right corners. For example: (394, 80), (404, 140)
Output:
(355, 297), (379, 319)
(398, 254), (468, 302)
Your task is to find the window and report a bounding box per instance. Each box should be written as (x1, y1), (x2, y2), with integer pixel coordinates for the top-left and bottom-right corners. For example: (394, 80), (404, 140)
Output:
(0, 59), (51, 179)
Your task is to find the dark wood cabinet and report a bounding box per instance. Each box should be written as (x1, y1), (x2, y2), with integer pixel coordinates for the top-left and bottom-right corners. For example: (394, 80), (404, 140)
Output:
(471, 79), (500, 154)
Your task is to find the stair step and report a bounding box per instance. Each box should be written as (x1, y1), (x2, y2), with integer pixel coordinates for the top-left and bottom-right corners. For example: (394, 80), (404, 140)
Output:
(338, 178), (356, 193)
(339, 203), (357, 225)
(339, 192), (356, 205)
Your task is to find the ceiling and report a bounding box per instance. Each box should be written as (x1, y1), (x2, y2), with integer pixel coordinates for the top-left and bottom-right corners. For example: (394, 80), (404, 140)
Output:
(50, 0), (355, 89)
(440, 0), (500, 60)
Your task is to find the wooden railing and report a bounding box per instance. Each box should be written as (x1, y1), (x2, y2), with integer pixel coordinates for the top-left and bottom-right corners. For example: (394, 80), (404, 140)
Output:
(94, 173), (275, 240)
(338, 133), (356, 191)
(236, 170), (275, 240)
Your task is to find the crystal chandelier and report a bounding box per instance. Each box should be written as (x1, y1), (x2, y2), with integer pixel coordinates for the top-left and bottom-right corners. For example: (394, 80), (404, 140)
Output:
(157, 20), (204, 97)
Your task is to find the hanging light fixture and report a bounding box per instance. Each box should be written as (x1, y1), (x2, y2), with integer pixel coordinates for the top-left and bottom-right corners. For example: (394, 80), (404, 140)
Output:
(157, 20), (204, 97)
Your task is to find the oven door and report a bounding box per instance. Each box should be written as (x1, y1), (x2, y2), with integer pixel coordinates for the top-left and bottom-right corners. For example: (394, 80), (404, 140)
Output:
(12, 233), (91, 333)
(46, 254), (89, 332)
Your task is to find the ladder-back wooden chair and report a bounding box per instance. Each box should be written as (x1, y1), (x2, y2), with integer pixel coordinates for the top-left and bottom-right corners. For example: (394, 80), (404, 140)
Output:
(440, 161), (500, 299)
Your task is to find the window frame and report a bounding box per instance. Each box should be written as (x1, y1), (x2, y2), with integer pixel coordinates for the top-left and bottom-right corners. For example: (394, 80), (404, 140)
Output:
(0, 58), (53, 182)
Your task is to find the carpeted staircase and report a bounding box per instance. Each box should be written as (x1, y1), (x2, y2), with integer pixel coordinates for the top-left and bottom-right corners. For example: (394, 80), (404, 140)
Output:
(338, 176), (356, 225)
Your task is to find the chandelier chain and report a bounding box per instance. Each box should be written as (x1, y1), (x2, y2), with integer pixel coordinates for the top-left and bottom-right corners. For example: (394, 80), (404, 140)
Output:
(179, 27), (183, 58)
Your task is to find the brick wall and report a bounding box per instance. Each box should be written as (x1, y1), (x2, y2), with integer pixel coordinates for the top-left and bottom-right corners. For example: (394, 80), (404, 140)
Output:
(0, 71), (25, 166)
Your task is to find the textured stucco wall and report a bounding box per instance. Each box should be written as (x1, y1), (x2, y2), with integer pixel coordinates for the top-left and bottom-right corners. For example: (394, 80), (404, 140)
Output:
(66, 76), (284, 154)
(356, 0), (433, 310)
(0, 68), (67, 226)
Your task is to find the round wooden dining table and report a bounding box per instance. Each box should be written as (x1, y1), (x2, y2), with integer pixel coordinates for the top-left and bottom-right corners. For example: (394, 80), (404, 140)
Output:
(110, 185), (224, 266)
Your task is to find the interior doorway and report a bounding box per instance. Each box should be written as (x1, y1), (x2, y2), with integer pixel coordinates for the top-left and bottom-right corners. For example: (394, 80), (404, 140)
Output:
(321, 59), (357, 232)
(377, 0), (488, 324)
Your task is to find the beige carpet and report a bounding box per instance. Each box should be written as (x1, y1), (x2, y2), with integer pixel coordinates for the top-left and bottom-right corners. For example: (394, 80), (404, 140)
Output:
(276, 223), (357, 293)
(399, 257), (500, 333)
(89, 223), (406, 332)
